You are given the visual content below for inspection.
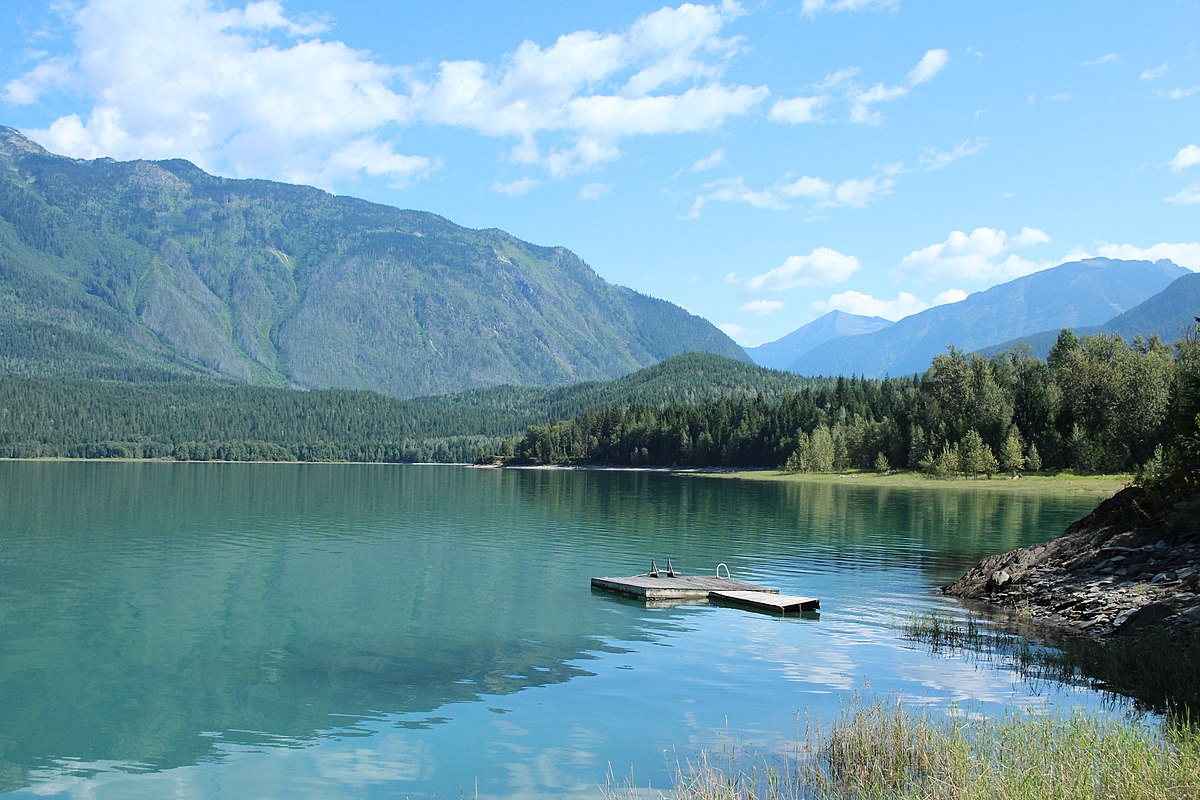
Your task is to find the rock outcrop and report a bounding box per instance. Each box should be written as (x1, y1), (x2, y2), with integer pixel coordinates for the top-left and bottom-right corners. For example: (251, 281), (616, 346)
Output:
(944, 486), (1200, 636)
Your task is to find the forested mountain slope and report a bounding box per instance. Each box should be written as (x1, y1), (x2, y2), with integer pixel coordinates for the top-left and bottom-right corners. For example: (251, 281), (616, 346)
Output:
(788, 258), (1188, 378)
(0, 126), (746, 397)
(0, 352), (817, 461)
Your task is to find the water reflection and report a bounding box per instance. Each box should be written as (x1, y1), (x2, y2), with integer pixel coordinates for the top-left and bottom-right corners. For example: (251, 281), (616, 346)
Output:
(0, 463), (1102, 797)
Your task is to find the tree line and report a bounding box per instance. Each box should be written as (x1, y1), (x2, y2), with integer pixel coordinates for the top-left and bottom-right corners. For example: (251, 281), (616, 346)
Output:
(511, 330), (1200, 477)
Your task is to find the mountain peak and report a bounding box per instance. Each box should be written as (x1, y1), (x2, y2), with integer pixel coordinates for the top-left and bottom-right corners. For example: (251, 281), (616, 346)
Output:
(0, 126), (50, 158)
(746, 310), (893, 370)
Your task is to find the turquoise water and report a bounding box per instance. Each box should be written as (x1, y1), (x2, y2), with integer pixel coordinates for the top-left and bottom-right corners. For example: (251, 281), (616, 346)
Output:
(0, 462), (1110, 798)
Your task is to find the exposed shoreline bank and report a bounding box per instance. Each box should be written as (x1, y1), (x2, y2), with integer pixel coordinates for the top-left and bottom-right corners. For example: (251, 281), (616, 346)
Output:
(945, 485), (1200, 636)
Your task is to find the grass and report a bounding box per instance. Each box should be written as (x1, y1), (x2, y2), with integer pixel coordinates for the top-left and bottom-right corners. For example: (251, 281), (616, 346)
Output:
(700, 469), (1129, 497)
(605, 698), (1200, 800)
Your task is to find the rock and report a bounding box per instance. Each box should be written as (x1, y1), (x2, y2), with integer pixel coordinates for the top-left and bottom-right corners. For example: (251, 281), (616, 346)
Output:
(988, 570), (1012, 590)
(1116, 600), (1176, 631)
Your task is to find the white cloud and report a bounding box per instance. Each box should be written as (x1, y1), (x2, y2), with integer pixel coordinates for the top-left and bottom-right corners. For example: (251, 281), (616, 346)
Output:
(2, 57), (72, 104)
(894, 226), (1052, 283)
(686, 167), (893, 218)
(746, 248), (860, 291)
(918, 138), (987, 171)
(1161, 86), (1199, 100)
(415, 2), (767, 175)
(1082, 53), (1121, 67)
(821, 174), (895, 208)
(323, 136), (435, 188)
(1170, 144), (1200, 172)
(741, 299), (786, 316)
(691, 148), (726, 171)
(1141, 62), (1169, 80)
(493, 177), (541, 197)
(1078, 242), (1200, 270)
(19, 0), (420, 189)
(769, 95), (825, 124)
(812, 290), (937, 321)
(718, 322), (748, 341)
(848, 49), (948, 124)
(579, 182), (612, 201)
(908, 49), (949, 85)
(1166, 183), (1200, 205)
(13, 0), (767, 188)
(801, 0), (897, 16)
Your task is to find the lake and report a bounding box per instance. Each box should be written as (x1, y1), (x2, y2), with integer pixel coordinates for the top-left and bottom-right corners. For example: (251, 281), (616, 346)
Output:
(0, 462), (1118, 798)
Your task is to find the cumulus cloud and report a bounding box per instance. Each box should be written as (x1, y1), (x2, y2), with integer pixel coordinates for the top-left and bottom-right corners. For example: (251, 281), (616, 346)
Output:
(894, 226), (1053, 283)
(746, 248), (860, 291)
(1170, 144), (1200, 173)
(16, 0), (420, 188)
(810, 287), (964, 321)
(741, 299), (786, 316)
(414, 2), (768, 174)
(10, 0), (768, 190)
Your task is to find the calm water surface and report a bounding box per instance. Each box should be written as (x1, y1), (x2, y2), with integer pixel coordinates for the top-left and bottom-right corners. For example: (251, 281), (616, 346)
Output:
(0, 463), (1113, 798)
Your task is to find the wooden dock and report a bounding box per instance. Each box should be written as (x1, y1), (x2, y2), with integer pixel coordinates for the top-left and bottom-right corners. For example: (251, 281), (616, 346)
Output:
(591, 571), (819, 615)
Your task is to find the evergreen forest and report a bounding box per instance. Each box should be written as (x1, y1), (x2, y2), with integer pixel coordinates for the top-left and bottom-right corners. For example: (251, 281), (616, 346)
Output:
(2, 331), (1197, 479)
(512, 330), (1200, 477)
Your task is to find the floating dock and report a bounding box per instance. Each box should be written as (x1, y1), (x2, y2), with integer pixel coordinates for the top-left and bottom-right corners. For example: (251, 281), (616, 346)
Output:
(591, 568), (819, 615)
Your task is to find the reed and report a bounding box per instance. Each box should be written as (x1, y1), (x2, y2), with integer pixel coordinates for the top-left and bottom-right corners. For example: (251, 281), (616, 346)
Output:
(605, 698), (1200, 800)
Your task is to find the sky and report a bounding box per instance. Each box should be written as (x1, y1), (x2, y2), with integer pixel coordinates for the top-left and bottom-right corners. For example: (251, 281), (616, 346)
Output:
(2, 0), (1198, 347)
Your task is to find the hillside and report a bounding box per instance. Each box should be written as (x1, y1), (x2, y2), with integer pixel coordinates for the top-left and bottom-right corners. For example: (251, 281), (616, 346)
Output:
(0, 352), (820, 461)
(0, 126), (747, 397)
(745, 310), (892, 370)
(980, 271), (1200, 360)
(788, 258), (1187, 377)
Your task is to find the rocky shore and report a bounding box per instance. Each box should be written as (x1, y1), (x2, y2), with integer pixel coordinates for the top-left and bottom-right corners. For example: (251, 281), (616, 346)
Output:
(944, 485), (1200, 636)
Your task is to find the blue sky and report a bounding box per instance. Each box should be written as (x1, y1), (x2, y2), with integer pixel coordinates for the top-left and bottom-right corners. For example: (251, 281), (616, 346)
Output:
(2, 0), (1198, 347)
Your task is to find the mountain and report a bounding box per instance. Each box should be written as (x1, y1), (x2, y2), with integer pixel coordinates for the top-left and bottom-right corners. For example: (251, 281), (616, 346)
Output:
(787, 258), (1189, 377)
(744, 310), (892, 370)
(979, 271), (1200, 359)
(0, 126), (748, 397)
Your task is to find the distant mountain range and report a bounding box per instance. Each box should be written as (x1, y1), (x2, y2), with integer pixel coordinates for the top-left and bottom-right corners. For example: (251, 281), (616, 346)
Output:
(0, 126), (746, 397)
(745, 310), (892, 370)
(760, 258), (1190, 377)
(979, 270), (1200, 359)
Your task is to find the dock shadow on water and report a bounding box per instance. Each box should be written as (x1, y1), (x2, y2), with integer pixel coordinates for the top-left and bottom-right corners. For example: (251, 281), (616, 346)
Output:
(0, 462), (1119, 798)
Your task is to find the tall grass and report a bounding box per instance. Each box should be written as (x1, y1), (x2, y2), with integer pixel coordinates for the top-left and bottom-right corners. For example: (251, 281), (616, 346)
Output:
(605, 698), (1200, 800)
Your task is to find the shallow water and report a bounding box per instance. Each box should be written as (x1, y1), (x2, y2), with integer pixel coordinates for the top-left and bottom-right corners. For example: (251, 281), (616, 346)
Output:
(0, 462), (1113, 798)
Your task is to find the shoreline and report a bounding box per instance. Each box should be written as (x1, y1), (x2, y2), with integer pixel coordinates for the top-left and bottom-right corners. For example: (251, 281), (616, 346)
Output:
(2, 458), (1128, 495)
(944, 486), (1200, 636)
